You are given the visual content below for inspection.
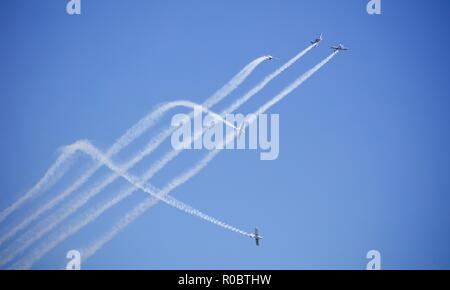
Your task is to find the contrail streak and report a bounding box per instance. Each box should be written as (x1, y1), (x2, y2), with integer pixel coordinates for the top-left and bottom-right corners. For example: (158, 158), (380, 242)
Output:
(78, 51), (339, 264)
(0, 56), (268, 244)
(0, 102), (238, 248)
(253, 51), (338, 117)
(116, 45), (319, 202)
(9, 141), (251, 269)
(0, 101), (236, 266)
(5, 46), (314, 264)
(223, 43), (316, 115)
(0, 150), (73, 224)
(8, 45), (317, 268)
(79, 149), (224, 264)
(0, 108), (242, 267)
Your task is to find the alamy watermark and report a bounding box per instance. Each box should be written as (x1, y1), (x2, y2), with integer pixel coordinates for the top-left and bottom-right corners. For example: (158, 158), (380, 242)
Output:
(170, 106), (280, 161)
(66, 249), (81, 270)
(66, 0), (81, 15)
(367, 0), (382, 15)
(366, 249), (382, 270)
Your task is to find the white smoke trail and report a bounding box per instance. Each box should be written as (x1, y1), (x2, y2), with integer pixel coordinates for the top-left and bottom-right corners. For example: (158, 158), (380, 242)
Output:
(222, 44), (316, 115)
(0, 56), (268, 244)
(78, 51), (339, 264)
(84, 44), (319, 223)
(9, 141), (251, 269)
(0, 151), (73, 224)
(0, 101), (238, 248)
(8, 46), (316, 268)
(78, 149), (224, 263)
(0, 107), (241, 266)
(4, 46), (313, 263)
(253, 51), (338, 118)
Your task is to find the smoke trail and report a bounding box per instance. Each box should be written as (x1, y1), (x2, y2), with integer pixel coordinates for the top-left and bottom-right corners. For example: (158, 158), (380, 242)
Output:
(4, 46), (313, 261)
(7, 45), (315, 268)
(65, 45), (320, 245)
(78, 51), (339, 263)
(78, 149), (224, 263)
(8, 46), (316, 267)
(9, 141), (251, 269)
(0, 101), (237, 248)
(222, 43), (316, 115)
(0, 56), (267, 244)
(89, 44), (319, 221)
(254, 51), (338, 117)
(0, 149), (74, 224)
(0, 107), (240, 266)
(105, 44), (316, 201)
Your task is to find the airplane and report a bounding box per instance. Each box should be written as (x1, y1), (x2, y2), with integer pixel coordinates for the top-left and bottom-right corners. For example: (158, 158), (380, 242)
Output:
(206, 118), (247, 139)
(236, 122), (247, 138)
(237, 124), (244, 138)
(206, 115), (239, 131)
(310, 33), (323, 45)
(265, 55), (279, 61)
(330, 44), (349, 51)
(254, 228), (262, 246)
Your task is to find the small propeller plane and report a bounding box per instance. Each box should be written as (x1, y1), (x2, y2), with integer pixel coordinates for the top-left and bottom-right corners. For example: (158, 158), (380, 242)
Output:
(330, 44), (349, 51)
(236, 123), (245, 138)
(265, 55), (280, 61)
(310, 33), (323, 45)
(254, 228), (262, 246)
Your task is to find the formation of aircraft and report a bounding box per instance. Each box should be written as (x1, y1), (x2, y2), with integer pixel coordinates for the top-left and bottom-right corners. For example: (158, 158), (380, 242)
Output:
(310, 33), (349, 52)
(212, 34), (348, 247)
(331, 44), (349, 51)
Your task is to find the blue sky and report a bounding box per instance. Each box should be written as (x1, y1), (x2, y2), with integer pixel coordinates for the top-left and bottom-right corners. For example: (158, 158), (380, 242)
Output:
(1, 0), (450, 269)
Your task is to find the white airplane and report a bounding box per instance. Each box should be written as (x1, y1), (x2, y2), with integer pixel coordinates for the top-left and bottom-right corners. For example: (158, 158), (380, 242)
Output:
(205, 112), (240, 131)
(331, 44), (349, 51)
(265, 55), (279, 61)
(254, 228), (262, 246)
(236, 122), (247, 138)
(310, 33), (323, 45)
(206, 118), (248, 139)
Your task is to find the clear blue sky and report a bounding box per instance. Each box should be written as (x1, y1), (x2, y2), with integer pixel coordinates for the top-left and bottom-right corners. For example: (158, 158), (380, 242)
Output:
(1, 0), (450, 269)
